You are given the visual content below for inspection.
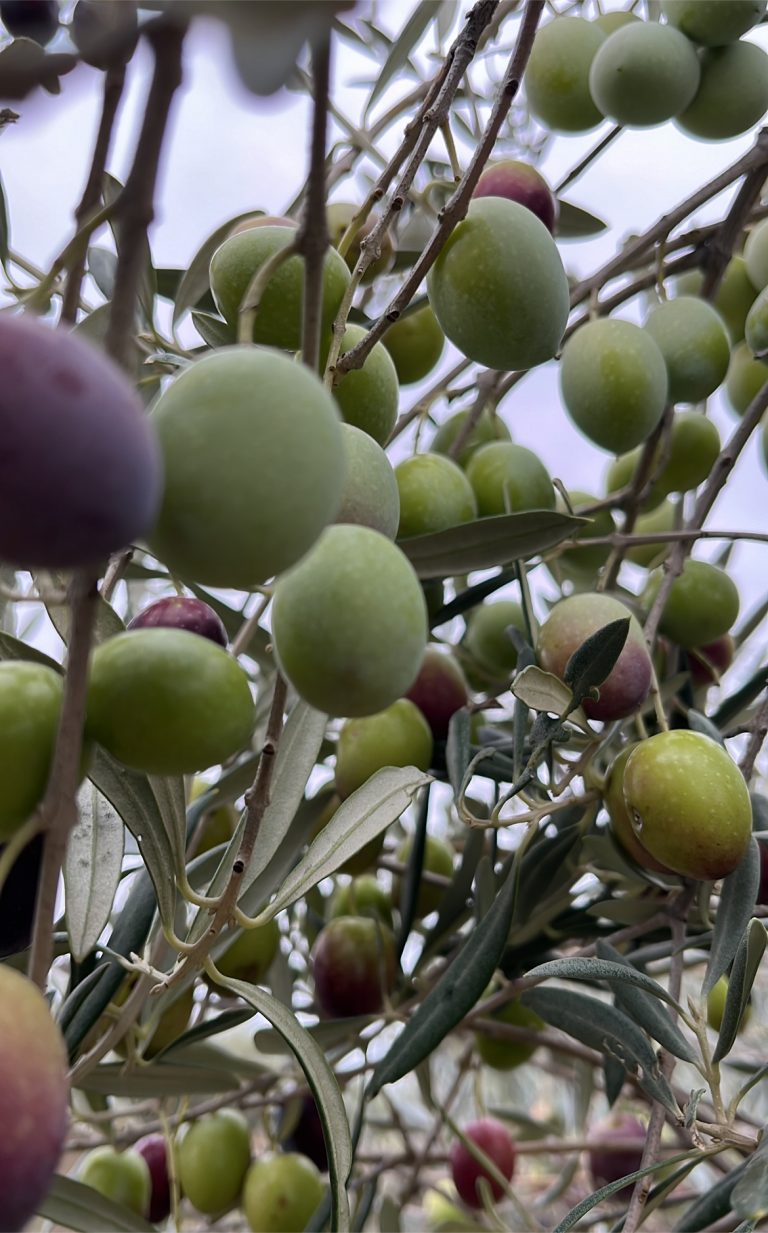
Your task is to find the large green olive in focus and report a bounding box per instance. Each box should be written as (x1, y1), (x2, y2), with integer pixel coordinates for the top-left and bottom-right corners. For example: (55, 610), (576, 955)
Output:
(524, 16), (606, 133)
(560, 319), (668, 454)
(605, 744), (672, 874)
(676, 41), (768, 141)
(662, 0), (766, 46)
(588, 23), (700, 127)
(466, 442), (555, 516)
(87, 630), (255, 776)
(209, 226), (350, 349)
(272, 526), (428, 717)
(332, 324), (399, 445)
(383, 305), (445, 385)
(623, 730), (752, 880)
(644, 297), (730, 403)
(395, 453), (477, 538)
(0, 662), (63, 841)
(645, 559), (740, 649)
(148, 347), (344, 589)
(427, 197), (569, 372)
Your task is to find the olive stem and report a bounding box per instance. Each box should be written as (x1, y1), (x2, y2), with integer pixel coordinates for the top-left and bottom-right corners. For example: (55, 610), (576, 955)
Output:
(60, 63), (126, 325)
(296, 34), (332, 375)
(335, 0), (543, 379)
(28, 571), (100, 990)
(105, 18), (186, 371)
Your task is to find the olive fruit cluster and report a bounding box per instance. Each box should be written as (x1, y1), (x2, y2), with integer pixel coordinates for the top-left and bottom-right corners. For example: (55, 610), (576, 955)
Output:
(526, 6), (768, 140)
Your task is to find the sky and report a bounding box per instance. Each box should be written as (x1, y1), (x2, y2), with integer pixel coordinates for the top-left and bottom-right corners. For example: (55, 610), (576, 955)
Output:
(2, 0), (768, 660)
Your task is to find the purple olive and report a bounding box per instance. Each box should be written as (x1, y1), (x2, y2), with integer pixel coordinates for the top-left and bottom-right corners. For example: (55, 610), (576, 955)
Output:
(128, 597), (227, 647)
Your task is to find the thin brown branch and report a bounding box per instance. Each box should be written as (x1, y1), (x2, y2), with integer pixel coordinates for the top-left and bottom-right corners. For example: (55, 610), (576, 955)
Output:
(570, 127), (768, 311)
(701, 156), (768, 300)
(297, 35), (332, 374)
(555, 123), (623, 196)
(105, 19), (186, 370)
(645, 379), (768, 645)
(624, 912), (687, 1233)
(335, 0), (530, 378)
(739, 690), (768, 781)
(60, 65), (126, 325)
(166, 674), (288, 985)
(28, 572), (100, 989)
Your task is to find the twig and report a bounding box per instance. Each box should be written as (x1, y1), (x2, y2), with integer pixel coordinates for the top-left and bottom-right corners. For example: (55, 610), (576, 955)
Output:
(335, 0), (537, 379)
(570, 127), (768, 311)
(60, 65), (126, 325)
(28, 572), (100, 989)
(739, 690), (768, 781)
(701, 156), (768, 299)
(105, 19), (186, 369)
(164, 675), (287, 984)
(644, 379), (768, 645)
(624, 911), (688, 1233)
(296, 35), (332, 374)
(555, 123), (622, 196)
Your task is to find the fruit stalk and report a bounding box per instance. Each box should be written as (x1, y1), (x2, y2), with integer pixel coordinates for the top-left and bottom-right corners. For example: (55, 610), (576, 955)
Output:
(645, 377), (768, 646)
(297, 34), (332, 375)
(334, 0), (526, 379)
(169, 674), (287, 987)
(571, 127), (768, 311)
(105, 18), (186, 370)
(623, 911), (688, 1233)
(60, 63), (127, 324)
(28, 572), (99, 989)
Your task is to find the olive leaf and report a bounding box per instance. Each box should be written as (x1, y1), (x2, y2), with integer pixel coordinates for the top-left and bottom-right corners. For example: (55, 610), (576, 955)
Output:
(563, 617), (629, 705)
(703, 838), (760, 996)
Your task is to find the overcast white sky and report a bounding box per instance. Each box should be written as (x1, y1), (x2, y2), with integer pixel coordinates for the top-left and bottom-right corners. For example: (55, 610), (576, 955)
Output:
(3, 1), (768, 652)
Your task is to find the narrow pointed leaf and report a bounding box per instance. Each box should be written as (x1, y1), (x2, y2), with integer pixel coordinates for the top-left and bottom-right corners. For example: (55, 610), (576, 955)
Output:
(75, 1061), (240, 1098)
(37, 1175), (155, 1233)
(596, 943), (697, 1063)
(556, 198), (609, 239)
(520, 986), (678, 1114)
(512, 665), (573, 716)
(524, 955), (684, 1013)
(255, 766), (431, 923)
(191, 309), (236, 348)
(704, 838), (760, 996)
(210, 974), (352, 1233)
(732, 1132), (768, 1223)
(368, 863), (519, 1097)
(64, 783), (124, 963)
(87, 747), (177, 932)
(713, 918), (766, 1063)
(399, 511), (586, 579)
(553, 1150), (701, 1233)
(674, 1160), (749, 1231)
(563, 618), (629, 701)
(365, 0), (440, 117)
